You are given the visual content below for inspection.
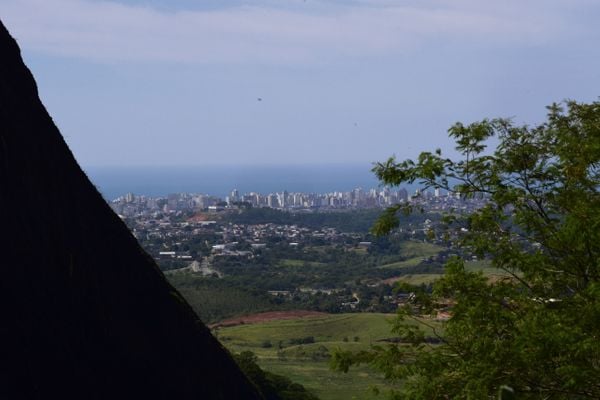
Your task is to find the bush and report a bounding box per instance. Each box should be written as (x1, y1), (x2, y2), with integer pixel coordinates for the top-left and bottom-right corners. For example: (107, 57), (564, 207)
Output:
(289, 336), (315, 345)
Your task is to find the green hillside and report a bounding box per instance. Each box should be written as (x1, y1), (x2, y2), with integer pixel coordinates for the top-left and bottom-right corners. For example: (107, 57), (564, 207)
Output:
(167, 273), (277, 323)
(217, 313), (440, 400)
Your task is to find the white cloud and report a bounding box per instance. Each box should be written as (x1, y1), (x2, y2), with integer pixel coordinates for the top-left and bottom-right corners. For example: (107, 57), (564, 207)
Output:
(0, 0), (582, 64)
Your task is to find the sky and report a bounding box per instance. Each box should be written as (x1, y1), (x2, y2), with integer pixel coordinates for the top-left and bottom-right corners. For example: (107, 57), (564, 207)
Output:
(1, 0), (599, 167)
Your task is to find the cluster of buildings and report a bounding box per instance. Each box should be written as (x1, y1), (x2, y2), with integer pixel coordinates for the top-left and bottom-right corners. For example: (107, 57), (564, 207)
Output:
(110, 186), (481, 217)
(131, 215), (357, 265)
(222, 187), (409, 209)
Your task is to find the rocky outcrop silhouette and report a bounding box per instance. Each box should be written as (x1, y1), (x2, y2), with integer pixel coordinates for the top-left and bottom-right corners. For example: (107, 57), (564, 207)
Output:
(0, 20), (261, 399)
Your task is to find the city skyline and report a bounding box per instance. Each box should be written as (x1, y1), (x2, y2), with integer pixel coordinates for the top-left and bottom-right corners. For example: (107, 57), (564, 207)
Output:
(109, 184), (474, 217)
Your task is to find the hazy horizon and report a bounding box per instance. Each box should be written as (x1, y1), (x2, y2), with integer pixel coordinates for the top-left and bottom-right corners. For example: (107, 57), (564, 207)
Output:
(85, 163), (396, 200)
(82, 161), (381, 168)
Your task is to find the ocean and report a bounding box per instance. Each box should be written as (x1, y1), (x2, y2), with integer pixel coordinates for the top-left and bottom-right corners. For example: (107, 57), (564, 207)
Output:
(83, 164), (390, 200)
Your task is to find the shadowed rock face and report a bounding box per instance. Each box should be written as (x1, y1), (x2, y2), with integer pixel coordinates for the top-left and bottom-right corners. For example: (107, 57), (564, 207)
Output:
(0, 21), (261, 399)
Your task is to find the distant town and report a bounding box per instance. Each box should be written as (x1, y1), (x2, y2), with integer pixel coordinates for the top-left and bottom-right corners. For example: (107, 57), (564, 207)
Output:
(112, 184), (488, 325)
(109, 186), (486, 217)
(111, 186), (487, 278)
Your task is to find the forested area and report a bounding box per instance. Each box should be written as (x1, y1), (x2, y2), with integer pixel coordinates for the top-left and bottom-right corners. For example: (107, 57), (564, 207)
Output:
(333, 101), (600, 399)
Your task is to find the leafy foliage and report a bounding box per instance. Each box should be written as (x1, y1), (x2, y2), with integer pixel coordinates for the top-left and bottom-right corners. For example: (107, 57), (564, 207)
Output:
(334, 101), (600, 399)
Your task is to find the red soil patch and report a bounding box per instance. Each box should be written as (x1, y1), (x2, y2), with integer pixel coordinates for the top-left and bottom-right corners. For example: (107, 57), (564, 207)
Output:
(187, 213), (214, 222)
(210, 310), (327, 329)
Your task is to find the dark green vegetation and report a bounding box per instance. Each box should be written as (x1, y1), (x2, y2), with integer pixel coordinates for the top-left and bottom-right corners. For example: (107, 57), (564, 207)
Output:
(167, 273), (278, 323)
(210, 239), (446, 290)
(0, 20), (260, 399)
(335, 101), (600, 399)
(165, 238), (449, 323)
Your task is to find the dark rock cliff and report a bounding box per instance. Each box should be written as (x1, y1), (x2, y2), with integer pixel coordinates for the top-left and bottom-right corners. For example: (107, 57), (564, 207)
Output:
(0, 20), (261, 399)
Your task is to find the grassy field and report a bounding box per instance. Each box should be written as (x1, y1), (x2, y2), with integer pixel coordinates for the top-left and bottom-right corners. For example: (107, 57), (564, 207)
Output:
(388, 273), (443, 285)
(280, 258), (327, 268)
(378, 241), (445, 270)
(399, 241), (444, 258)
(261, 359), (393, 400)
(216, 313), (412, 400)
(348, 246), (369, 255)
(378, 257), (425, 269)
(388, 260), (512, 285)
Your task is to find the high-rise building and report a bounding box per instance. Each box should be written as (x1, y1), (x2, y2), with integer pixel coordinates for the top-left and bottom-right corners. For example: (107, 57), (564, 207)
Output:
(352, 187), (364, 206)
(276, 190), (288, 208)
(398, 188), (408, 202)
(230, 189), (239, 203)
(125, 192), (135, 203)
(267, 194), (279, 208)
(167, 193), (179, 211)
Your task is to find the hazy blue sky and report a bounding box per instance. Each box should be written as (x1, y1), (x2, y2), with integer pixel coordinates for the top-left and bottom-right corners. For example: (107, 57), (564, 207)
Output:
(1, 0), (599, 166)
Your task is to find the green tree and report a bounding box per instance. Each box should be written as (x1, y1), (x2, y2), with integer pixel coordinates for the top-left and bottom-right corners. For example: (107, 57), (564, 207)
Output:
(332, 100), (600, 399)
